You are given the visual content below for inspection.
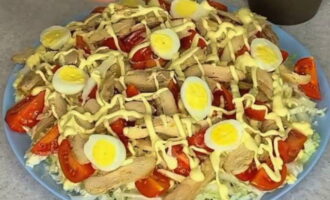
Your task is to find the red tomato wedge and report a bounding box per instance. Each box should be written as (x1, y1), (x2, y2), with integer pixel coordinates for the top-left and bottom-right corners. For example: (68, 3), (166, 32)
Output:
(188, 129), (213, 159)
(235, 161), (258, 182)
(235, 45), (249, 57)
(5, 91), (46, 133)
(171, 145), (191, 176)
(279, 129), (307, 163)
(88, 86), (98, 99)
(212, 86), (235, 119)
(102, 37), (125, 51)
(131, 46), (167, 69)
(121, 28), (146, 52)
(135, 170), (170, 197)
(207, 0), (228, 11)
(167, 79), (180, 103)
(294, 57), (321, 100)
(110, 118), (129, 148)
(58, 139), (95, 183)
(76, 35), (91, 54)
(31, 125), (60, 156)
(244, 101), (267, 121)
(126, 84), (140, 97)
(251, 164), (287, 191)
(91, 6), (106, 14)
(51, 65), (61, 73)
(281, 50), (289, 62)
(180, 30), (207, 50)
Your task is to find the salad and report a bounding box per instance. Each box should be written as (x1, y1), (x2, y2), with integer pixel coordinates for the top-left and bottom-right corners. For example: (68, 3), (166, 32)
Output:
(6, 0), (324, 199)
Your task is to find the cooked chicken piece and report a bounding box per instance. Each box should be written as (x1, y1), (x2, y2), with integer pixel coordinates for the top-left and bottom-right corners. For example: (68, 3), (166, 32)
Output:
(196, 18), (218, 36)
(74, 107), (94, 130)
(12, 48), (35, 64)
(124, 101), (155, 114)
(259, 24), (279, 46)
(256, 90), (269, 102)
(164, 159), (215, 200)
(217, 10), (241, 24)
(84, 156), (156, 194)
(124, 70), (172, 92)
(69, 135), (90, 164)
(261, 119), (278, 132)
(257, 69), (273, 99)
(223, 144), (254, 174)
(184, 64), (245, 82)
(205, 77), (218, 92)
(181, 49), (206, 71)
(279, 65), (311, 85)
(17, 70), (44, 94)
(100, 72), (116, 102)
(84, 99), (101, 114)
(112, 19), (136, 37)
(124, 116), (197, 139)
(154, 89), (178, 115)
(133, 139), (153, 155)
(56, 50), (80, 65)
(157, 169), (186, 182)
(31, 116), (56, 141)
(221, 35), (245, 62)
(50, 92), (67, 118)
(84, 14), (103, 31)
(89, 29), (111, 44)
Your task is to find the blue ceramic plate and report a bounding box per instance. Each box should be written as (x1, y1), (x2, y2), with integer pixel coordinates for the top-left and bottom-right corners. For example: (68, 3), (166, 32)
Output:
(2, 12), (330, 200)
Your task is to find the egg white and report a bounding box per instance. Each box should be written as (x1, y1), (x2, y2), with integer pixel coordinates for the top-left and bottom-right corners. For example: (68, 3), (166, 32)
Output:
(251, 38), (283, 72)
(52, 65), (87, 95)
(204, 120), (244, 152)
(40, 26), (71, 50)
(84, 134), (126, 172)
(180, 76), (212, 121)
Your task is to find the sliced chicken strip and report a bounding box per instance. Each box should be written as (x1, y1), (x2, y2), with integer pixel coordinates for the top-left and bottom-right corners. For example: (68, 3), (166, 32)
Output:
(11, 48), (35, 64)
(51, 92), (67, 118)
(223, 144), (254, 174)
(17, 70), (44, 94)
(124, 70), (172, 92)
(164, 159), (215, 200)
(112, 19), (136, 37)
(154, 89), (178, 115)
(221, 35), (245, 62)
(100, 72), (116, 102)
(124, 101), (155, 114)
(31, 116), (56, 141)
(84, 99), (101, 114)
(279, 65), (311, 85)
(84, 156), (156, 195)
(69, 135), (90, 164)
(257, 69), (273, 99)
(184, 64), (245, 82)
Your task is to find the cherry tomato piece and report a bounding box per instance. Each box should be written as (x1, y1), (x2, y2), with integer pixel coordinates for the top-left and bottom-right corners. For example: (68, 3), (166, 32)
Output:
(294, 57), (321, 100)
(58, 139), (95, 183)
(31, 125), (60, 156)
(5, 91), (46, 133)
(135, 170), (170, 197)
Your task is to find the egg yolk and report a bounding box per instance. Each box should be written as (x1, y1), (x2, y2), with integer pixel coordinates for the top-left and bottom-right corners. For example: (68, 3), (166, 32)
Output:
(186, 82), (208, 110)
(41, 29), (67, 47)
(150, 33), (174, 53)
(59, 66), (86, 83)
(255, 45), (279, 64)
(211, 123), (239, 146)
(173, 0), (198, 17)
(92, 140), (116, 167)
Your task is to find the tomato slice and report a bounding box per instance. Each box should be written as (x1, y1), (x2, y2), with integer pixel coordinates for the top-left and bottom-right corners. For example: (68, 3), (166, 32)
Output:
(31, 125), (60, 156)
(122, 28), (146, 53)
(76, 35), (91, 54)
(207, 0), (228, 11)
(171, 145), (191, 176)
(5, 91), (46, 133)
(102, 37), (125, 51)
(51, 65), (61, 73)
(167, 79), (180, 103)
(126, 84), (140, 97)
(235, 161), (258, 182)
(88, 86), (98, 99)
(212, 86), (235, 119)
(244, 107), (266, 121)
(279, 129), (307, 163)
(158, 0), (171, 11)
(251, 164), (287, 191)
(110, 118), (129, 148)
(188, 129), (213, 159)
(135, 169), (170, 197)
(91, 6), (106, 14)
(235, 45), (249, 57)
(294, 57), (321, 100)
(58, 139), (95, 183)
(180, 30), (207, 50)
(131, 46), (167, 69)
(281, 50), (289, 62)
